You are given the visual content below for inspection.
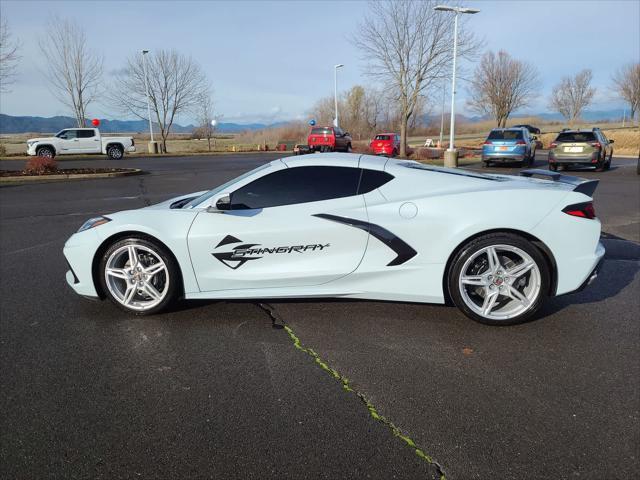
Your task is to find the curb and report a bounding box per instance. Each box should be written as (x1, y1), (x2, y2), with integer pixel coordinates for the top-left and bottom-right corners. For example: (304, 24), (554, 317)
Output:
(0, 150), (289, 162)
(0, 168), (145, 184)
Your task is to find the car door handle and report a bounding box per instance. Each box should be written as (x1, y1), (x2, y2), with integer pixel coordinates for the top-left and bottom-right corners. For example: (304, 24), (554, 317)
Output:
(73, 139), (79, 142)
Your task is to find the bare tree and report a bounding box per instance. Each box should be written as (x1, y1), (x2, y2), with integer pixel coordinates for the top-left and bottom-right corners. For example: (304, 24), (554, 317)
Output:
(0, 18), (21, 92)
(196, 91), (215, 151)
(39, 17), (103, 127)
(110, 50), (209, 153)
(352, 0), (477, 156)
(549, 70), (596, 126)
(467, 50), (539, 127)
(310, 95), (340, 127)
(611, 63), (640, 124)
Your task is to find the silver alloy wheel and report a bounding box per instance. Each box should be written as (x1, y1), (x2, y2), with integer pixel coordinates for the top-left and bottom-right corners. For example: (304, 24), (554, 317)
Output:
(104, 243), (169, 311)
(38, 148), (53, 158)
(458, 244), (541, 321)
(109, 147), (123, 159)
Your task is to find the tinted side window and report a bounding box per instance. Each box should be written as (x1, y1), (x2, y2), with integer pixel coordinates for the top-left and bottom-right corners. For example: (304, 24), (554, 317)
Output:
(78, 130), (95, 138)
(358, 170), (394, 194)
(231, 166), (361, 210)
(63, 130), (78, 139)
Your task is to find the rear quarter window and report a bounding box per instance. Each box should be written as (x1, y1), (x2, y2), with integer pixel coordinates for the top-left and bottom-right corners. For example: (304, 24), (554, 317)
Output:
(374, 135), (391, 141)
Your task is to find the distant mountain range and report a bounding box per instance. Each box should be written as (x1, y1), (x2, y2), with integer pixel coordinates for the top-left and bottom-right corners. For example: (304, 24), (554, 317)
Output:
(0, 109), (627, 135)
(0, 114), (288, 134)
(421, 109), (626, 125)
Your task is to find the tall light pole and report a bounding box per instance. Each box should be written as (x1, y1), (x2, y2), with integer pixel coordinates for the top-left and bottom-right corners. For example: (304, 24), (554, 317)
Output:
(141, 50), (154, 144)
(434, 5), (479, 167)
(439, 79), (446, 148)
(334, 64), (344, 127)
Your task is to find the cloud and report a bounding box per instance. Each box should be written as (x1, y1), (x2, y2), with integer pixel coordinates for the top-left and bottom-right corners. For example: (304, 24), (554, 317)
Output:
(107, 67), (129, 77)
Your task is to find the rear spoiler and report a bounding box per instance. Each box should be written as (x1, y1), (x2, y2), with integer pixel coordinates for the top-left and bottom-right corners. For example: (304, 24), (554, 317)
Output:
(520, 169), (599, 197)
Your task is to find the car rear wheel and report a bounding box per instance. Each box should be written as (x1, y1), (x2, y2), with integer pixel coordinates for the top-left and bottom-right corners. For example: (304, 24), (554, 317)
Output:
(549, 163), (557, 171)
(107, 145), (124, 160)
(99, 237), (180, 315)
(447, 233), (550, 326)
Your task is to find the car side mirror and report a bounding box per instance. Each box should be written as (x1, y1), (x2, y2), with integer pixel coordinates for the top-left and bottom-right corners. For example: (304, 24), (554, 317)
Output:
(207, 193), (231, 212)
(344, 132), (350, 137)
(531, 135), (538, 140)
(609, 139), (614, 144)
(215, 194), (231, 211)
(59, 135), (67, 139)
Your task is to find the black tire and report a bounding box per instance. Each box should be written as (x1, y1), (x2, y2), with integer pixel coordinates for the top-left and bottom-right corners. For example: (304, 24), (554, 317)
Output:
(447, 232), (550, 326)
(346, 143), (352, 153)
(604, 153), (612, 171)
(36, 146), (55, 158)
(107, 144), (124, 160)
(549, 163), (557, 171)
(482, 161), (489, 168)
(594, 154), (606, 172)
(98, 236), (181, 315)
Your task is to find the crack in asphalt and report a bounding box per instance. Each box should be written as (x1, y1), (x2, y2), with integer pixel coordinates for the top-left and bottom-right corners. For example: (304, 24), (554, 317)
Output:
(137, 176), (151, 206)
(256, 302), (446, 480)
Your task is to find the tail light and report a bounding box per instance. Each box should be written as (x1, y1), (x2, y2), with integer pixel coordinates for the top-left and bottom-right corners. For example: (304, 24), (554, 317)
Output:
(516, 140), (526, 145)
(483, 141), (492, 145)
(549, 142), (557, 148)
(590, 142), (601, 149)
(563, 202), (596, 219)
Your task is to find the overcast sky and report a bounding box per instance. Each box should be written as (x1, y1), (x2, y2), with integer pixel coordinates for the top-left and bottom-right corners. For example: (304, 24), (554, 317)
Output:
(1, 0), (639, 124)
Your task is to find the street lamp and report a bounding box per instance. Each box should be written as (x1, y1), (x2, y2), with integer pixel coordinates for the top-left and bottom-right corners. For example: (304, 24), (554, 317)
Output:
(434, 5), (479, 167)
(334, 64), (344, 128)
(141, 50), (154, 145)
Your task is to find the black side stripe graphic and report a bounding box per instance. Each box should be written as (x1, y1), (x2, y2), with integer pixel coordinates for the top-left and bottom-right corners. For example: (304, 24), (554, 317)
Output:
(313, 213), (417, 266)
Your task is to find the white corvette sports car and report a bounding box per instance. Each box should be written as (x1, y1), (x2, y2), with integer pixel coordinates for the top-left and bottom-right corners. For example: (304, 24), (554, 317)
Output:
(64, 153), (604, 325)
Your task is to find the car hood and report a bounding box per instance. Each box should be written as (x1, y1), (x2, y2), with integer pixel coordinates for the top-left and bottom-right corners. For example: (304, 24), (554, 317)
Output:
(143, 191), (208, 210)
(27, 137), (54, 143)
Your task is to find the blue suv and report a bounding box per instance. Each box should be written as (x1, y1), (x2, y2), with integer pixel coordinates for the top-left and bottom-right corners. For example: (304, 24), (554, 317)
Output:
(482, 127), (536, 167)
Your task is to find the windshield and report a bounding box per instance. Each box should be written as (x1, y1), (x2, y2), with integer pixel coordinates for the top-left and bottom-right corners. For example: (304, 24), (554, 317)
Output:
(55, 130), (67, 138)
(184, 163), (272, 208)
(487, 130), (523, 141)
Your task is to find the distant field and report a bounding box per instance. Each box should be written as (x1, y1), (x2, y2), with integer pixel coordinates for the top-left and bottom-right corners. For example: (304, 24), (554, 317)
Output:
(1, 124), (638, 157)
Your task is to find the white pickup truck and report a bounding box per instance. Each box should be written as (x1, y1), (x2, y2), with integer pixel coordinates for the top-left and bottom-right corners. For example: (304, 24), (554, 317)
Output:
(27, 128), (136, 159)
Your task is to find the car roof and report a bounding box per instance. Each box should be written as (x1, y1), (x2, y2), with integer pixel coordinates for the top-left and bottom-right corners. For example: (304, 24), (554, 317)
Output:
(490, 127), (526, 131)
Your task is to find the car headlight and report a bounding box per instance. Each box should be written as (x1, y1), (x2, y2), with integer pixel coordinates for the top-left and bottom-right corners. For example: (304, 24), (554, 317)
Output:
(78, 216), (111, 232)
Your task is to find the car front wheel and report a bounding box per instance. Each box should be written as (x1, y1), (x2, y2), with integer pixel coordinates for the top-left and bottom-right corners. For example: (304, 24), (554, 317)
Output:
(448, 233), (550, 325)
(98, 237), (180, 315)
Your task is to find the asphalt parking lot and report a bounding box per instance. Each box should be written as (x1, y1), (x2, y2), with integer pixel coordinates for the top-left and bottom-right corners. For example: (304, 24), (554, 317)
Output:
(1, 152), (638, 479)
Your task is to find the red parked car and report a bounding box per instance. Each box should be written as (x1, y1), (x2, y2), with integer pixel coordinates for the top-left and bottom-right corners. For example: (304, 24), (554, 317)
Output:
(307, 126), (352, 153)
(370, 133), (400, 156)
